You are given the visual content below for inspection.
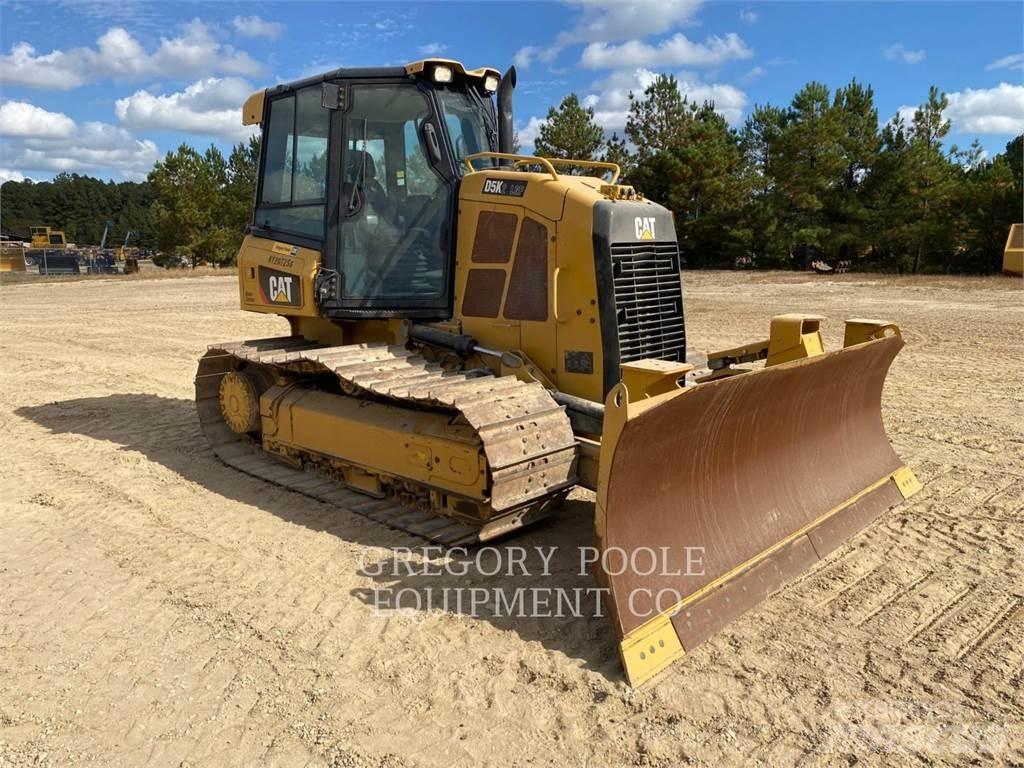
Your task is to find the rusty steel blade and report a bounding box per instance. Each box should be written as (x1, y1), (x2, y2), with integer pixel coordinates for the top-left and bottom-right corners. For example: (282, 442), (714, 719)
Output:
(594, 334), (920, 686)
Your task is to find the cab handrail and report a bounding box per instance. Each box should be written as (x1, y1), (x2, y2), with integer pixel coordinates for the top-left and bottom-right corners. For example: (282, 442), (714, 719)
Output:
(541, 157), (621, 184)
(464, 152), (558, 180)
(463, 153), (621, 184)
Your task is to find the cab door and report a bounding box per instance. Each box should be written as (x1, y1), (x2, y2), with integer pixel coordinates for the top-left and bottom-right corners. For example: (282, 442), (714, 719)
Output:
(327, 81), (457, 316)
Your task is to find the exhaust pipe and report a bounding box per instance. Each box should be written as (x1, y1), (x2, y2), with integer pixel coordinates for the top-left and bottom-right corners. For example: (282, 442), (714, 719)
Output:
(497, 66), (517, 161)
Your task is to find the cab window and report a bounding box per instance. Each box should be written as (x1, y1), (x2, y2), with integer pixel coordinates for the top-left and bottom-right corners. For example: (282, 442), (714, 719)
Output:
(256, 87), (330, 238)
(437, 89), (494, 173)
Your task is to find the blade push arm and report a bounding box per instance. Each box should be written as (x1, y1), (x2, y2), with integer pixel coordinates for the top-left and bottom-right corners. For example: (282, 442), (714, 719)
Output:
(702, 315), (901, 381)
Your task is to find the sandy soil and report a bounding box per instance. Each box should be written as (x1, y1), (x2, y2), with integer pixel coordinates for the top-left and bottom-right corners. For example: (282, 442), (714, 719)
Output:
(1, 272), (1021, 767)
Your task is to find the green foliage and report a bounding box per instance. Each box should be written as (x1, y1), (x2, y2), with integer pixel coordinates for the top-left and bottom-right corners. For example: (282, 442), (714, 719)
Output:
(601, 133), (635, 182)
(148, 137), (260, 267)
(0, 174), (157, 249)
(610, 76), (1020, 274)
(625, 76), (751, 268)
(626, 75), (692, 160)
(534, 93), (606, 173)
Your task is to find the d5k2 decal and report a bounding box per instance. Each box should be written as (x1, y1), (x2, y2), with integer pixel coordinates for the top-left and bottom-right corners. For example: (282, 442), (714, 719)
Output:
(259, 266), (302, 306)
(482, 178), (528, 197)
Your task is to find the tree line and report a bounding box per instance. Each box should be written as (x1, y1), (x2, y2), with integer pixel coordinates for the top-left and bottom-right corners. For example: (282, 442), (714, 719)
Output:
(0, 137), (259, 268)
(537, 77), (1022, 273)
(0, 174), (158, 251)
(1, 77), (1020, 273)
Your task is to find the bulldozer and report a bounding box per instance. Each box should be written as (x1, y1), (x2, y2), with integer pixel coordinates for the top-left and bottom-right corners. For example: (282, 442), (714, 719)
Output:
(0, 240), (27, 272)
(26, 226), (81, 275)
(196, 59), (921, 686)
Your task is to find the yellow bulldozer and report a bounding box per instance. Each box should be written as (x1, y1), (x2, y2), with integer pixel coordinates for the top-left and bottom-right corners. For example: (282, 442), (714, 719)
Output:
(0, 240), (27, 272)
(196, 59), (921, 686)
(26, 226), (81, 275)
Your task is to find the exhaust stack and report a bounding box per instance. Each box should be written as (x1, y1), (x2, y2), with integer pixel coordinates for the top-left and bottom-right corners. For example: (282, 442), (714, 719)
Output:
(497, 66), (517, 158)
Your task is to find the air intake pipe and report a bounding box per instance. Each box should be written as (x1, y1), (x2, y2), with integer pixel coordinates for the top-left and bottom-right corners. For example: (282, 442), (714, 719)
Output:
(497, 66), (517, 162)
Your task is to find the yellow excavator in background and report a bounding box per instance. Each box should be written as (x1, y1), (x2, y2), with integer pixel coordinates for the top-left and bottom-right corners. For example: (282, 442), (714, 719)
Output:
(196, 59), (921, 686)
(115, 229), (140, 273)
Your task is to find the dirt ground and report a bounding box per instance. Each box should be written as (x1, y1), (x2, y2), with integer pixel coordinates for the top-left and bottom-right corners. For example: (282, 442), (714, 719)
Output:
(1, 272), (1021, 767)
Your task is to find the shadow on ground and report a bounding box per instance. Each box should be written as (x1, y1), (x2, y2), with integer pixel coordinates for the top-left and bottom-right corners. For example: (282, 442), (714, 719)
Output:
(16, 393), (622, 682)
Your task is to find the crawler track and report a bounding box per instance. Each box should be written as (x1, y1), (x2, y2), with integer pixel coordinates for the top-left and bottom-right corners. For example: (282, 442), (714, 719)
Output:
(195, 336), (578, 545)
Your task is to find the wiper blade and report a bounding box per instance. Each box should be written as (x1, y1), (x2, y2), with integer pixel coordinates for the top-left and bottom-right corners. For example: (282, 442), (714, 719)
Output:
(346, 117), (369, 216)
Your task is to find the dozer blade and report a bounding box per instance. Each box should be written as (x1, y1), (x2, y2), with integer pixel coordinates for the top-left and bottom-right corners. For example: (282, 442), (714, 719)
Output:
(595, 334), (921, 686)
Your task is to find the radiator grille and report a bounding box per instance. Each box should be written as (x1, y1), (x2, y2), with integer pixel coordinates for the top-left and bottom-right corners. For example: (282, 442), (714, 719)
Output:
(610, 241), (686, 364)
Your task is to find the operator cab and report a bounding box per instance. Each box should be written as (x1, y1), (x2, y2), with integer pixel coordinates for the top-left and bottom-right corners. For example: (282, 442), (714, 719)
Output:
(249, 60), (500, 318)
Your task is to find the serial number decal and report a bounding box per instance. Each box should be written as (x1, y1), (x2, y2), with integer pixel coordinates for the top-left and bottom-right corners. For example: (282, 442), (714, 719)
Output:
(268, 254), (295, 268)
(482, 178), (527, 197)
(258, 266), (302, 307)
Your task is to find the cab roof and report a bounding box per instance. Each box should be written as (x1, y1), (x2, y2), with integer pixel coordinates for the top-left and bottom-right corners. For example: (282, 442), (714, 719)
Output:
(242, 58), (500, 126)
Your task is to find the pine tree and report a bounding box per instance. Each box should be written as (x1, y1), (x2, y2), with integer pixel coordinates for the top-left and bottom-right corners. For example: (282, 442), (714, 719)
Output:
(533, 94), (605, 173)
(600, 133), (635, 183)
(904, 87), (957, 273)
(626, 79), (749, 267)
(625, 75), (692, 160)
(827, 81), (880, 262)
(773, 82), (846, 265)
(739, 104), (788, 266)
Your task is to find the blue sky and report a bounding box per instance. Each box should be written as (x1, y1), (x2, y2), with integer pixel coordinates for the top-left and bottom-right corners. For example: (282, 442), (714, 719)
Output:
(1, 0), (1022, 183)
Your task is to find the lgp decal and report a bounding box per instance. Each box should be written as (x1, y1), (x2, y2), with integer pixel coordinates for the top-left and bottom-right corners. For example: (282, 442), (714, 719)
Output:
(258, 266), (302, 306)
(482, 178), (528, 197)
(634, 217), (657, 240)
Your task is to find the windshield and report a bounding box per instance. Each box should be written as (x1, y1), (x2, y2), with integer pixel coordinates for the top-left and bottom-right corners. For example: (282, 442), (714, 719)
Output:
(437, 89), (495, 174)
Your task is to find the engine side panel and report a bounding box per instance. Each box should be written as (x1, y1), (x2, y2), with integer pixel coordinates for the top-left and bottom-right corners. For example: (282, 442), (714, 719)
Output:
(455, 171), (684, 403)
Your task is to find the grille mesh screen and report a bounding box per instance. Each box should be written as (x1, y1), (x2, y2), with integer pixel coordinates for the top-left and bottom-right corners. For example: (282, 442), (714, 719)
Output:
(610, 241), (686, 364)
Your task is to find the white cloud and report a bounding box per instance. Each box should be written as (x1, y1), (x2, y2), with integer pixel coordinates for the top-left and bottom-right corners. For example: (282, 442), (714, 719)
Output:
(516, 116), (546, 151)
(0, 21), (262, 90)
(563, 0), (703, 44)
(582, 67), (747, 130)
(892, 105), (917, 127)
(0, 42), (89, 89)
(882, 43), (926, 65)
(581, 32), (753, 70)
(417, 42), (448, 56)
(0, 99), (158, 179)
(0, 169), (29, 185)
(0, 101), (76, 138)
(115, 77), (258, 140)
(743, 65), (766, 81)
(946, 83), (1024, 134)
(513, 44), (561, 69)
(986, 53), (1024, 72)
(740, 10), (759, 24)
(513, 46), (539, 68)
(583, 67), (660, 127)
(232, 15), (284, 40)
(513, 0), (703, 68)
(892, 83), (1024, 135)
(677, 79), (747, 125)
